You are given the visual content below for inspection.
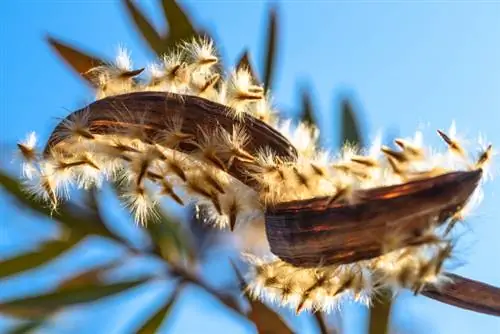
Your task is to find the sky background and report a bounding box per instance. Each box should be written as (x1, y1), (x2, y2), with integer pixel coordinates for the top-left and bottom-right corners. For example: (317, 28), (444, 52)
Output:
(1, 1), (500, 333)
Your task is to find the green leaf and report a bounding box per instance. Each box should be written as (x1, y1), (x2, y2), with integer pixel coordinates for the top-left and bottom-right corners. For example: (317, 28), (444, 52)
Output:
(0, 171), (119, 240)
(123, 0), (165, 55)
(263, 7), (278, 91)
(230, 262), (292, 334)
(110, 180), (194, 264)
(0, 239), (81, 279)
(57, 261), (123, 290)
(46, 36), (106, 86)
(0, 279), (147, 318)
(137, 284), (183, 334)
(368, 289), (392, 334)
(236, 50), (260, 83)
(161, 0), (197, 42)
(146, 213), (194, 265)
(7, 318), (45, 334)
(300, 89), (315, 126)
(340, 98), (363, 147)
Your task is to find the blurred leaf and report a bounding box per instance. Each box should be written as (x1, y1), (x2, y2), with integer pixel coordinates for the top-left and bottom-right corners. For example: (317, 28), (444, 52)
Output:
(0, 279), (147, 318)
(47, 36), (105, 86)
(7, 318), (45, 334)
(340, 99), (363, 147)
(137, 283), (183, 334)
(111, 180), (193, 264)
(248, 301), (293, 334)
(368, 290), (392, 334)
(82, 187), (138, 247)
(236, 50), (260, 83)
(313, 311), (329, 334)
(0, 171), (121, 241)
(146, 212), (195, 265)
(187, 207), (222, 261)
(123, 0), (164, 55)
(161, 0), (197, 42)
(230, 261), (292, 334)
(263, 7), (278, 91)
(300, 89), (315, 126)
(57, 261), (123, 290)
(0, 238), (81, 279)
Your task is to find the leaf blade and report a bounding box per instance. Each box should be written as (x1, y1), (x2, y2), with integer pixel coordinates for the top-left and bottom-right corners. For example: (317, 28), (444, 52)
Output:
(46, 36), (105, 86)
(0, 239), (80, 279)
(263, 7), (278, 91)
(0, 279), (147, 317)
(300, 88), (315, 126)
(123, 0), (165, 55)
(368, 289), (392, 334)
(236, 50), (260, 83)
(7, 318), (46, 334)
(110, 179), (194, 264)
(340, 98), (363, 147)
(137, 284), (183, 334)
(230, 261), (292, 334)
(161, 0), (197, 42)
(0, 171), (119, 240)
(145, 211), (195, 265)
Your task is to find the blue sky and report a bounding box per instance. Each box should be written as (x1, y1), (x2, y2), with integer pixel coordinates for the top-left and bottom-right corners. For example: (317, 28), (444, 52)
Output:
(1, 1), (500, 333)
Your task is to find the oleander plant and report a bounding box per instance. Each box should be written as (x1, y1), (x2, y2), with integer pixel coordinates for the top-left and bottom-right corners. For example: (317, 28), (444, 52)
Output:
(1, 1), (499, 333)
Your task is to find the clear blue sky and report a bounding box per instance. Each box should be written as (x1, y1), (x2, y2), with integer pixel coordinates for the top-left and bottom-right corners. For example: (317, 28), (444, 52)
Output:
(1, 1), (499, 333)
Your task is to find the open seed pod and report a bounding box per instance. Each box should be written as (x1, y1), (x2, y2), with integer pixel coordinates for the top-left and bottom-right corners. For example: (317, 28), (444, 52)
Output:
(265, 169), (483, 267)
(38, 91), (499, 316)
(44, 92), (296, 184)
(19, 37), (498, 316)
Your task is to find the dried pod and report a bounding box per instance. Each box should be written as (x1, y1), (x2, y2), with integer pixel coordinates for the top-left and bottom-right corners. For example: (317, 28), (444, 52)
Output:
(265, 169), (482, 267)
(27, 41), (498, 317)
(44, 92), (297, 187)
(422, 273), (500, 316)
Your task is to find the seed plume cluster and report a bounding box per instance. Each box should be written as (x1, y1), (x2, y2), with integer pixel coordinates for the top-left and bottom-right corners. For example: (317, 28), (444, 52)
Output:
(16, 37), (495, 313)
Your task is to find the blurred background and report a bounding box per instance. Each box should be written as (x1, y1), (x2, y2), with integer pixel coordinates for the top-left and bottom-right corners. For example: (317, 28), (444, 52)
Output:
(1, 1), (499, 333)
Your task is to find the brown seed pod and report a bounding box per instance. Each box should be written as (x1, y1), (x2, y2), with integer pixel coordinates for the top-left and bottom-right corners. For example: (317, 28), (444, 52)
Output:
(43, 92), (297, 186)
(42, 92), (499, 316)
(265, 169), (483, 267)
(422, 273), (500, 317)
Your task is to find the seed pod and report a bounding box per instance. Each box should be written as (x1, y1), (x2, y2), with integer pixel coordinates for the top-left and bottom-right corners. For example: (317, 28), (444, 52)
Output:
(265, 169), (482, 267)
(44, 92), (298, 187)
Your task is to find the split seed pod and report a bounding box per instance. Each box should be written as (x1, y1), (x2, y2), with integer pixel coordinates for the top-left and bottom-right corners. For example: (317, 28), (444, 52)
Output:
(39, 91), (500, 316)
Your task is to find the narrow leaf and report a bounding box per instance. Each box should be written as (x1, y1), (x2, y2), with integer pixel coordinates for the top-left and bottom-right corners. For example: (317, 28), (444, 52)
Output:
(340, 98), (363, 147)
(0, 279), (147, 317)
(46, 36), (105, 86)
(137, 284), (183, 334)
(313, 311), (329, 334)
(0, 171), (118, 240)
(236, 50), (260, 83)
(111, 180), (194, 264)
(161, 0), (197, 41)
(123, 0), (165, 55)
(300, 89), (315, 126)
(7, 318), (45, 334)
(230, 261), (292, 334)
(368, 289), (392, 334)
(146, 212), (195, 265)
(0, 239), (81, 279)
(263, 7), (278, 91)
(57, 261), (123, 290)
